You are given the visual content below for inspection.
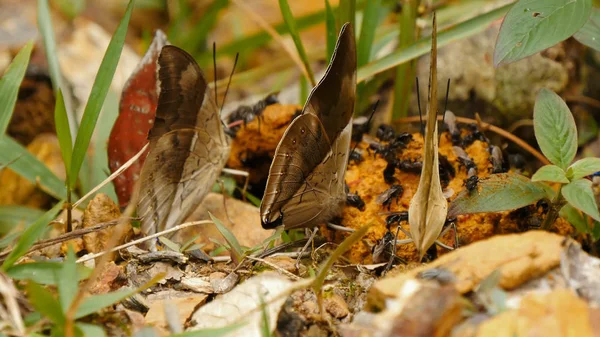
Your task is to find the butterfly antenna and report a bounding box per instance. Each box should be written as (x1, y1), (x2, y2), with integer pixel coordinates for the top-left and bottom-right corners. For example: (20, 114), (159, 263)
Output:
(441, 78), (451, 138)
(416, 77), (424, 137)
(349, 100), (380, 160)
(213, 42), (219, 108)
(220, 52), (239, 116)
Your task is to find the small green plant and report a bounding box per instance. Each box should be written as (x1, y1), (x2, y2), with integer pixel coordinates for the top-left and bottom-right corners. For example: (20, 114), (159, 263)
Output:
(449, 88), (600, 240)
(21, 246), (163, 336)
(494, 0), (596, 66)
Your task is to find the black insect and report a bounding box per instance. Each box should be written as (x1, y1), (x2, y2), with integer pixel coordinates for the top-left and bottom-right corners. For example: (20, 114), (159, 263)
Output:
(348, 149), (363, 164)
(508, 153), (526, 171)
(385, 211), (409, 227)
(464, 175), (479, 192)
(372, 230), (396, 264)
(489, 145), (508, 174)
(352, 116), (370, 142)
(376, 184), (404, 210)
(443, 110), (462, 146)
(383, 161), (397, 184)
(346, 192), (366, 211)
(438, 155), (456, 188)
(227, 93), (279, 135)
(376, 124), (396, 142)
(536, 199), (549, 214)
(453, 146), (478, 177)
(396, 160), (422, 173)
(461, 123), (489, 147)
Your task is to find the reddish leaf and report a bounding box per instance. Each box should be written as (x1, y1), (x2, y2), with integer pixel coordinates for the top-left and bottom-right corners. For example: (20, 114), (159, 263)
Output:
(107, 30), (169, 207)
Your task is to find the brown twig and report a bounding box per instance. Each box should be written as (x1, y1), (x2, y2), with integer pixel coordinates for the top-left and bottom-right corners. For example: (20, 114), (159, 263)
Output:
(564, 95), (600, 110)
(394, 115), (551, 165)
(0, 219), (135, 261)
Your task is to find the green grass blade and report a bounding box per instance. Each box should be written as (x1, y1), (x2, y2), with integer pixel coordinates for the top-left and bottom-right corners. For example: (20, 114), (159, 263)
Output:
(0, 205), (45, 235)
(54, 90), (72, 176)
(25, 281), (65, 325)
(356, 0), (381, 67)
(299, 75), (309, 104)
(7, 261), (92, 285)
(338, 0), (356, 31)
(0, 42), (33, 135)
(38, 0), (77, 135)
(392, 0), (419, 120)
(324, 0), (337, 62)
(75, 273), (164, 319)
(278, 0), (316, 85)
(357, 3), (511, 83)
(0, 136), (67, 200)
(181, 0), (228, 53)
(56, 246), (78, 313)
(69, 0), (135, 188)
(2, 201), (63, 271)
(208, 212), (244, 264)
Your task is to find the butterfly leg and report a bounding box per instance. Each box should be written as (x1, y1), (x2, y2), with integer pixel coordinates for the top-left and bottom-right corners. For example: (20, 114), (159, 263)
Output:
(434, 219), (458, 251)
(295, 226), (319, 270)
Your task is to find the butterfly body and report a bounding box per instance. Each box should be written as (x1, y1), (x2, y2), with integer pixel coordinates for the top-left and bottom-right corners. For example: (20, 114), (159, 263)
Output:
(260, 23), (356, 230)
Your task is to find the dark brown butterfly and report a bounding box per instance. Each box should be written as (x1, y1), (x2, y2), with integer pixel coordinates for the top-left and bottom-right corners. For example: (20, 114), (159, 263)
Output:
(137, 45), (230, 237)
(260, 23), (356, 230)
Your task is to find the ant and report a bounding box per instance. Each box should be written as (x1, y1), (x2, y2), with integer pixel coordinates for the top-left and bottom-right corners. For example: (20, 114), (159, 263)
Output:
(227, 93), (279, 136)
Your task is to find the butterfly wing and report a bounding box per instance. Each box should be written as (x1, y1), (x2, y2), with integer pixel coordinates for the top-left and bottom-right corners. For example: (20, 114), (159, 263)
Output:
(260, 23), (356, 229)
(138, 46), (230, 236)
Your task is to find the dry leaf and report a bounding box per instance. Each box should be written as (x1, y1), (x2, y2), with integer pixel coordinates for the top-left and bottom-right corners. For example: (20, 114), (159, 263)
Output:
(408, 13), (448, 260)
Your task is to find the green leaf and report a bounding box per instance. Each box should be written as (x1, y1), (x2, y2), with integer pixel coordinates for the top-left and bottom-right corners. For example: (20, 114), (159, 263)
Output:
(2, 202), (63, 271)
(494, 0), (592, 66)
(54, 90), (73, 177)
(0, 136), (67, 200)
(324, 0), (337, 62)
(574, 7), (600, 52)
(357, 0), (381, 67)
(56, 246), (78, 312)
(278, 0), (315, 84)
(533, 88), (577, 170)
(26, 282), (65, 325)
(0, 205), (45, 235)
(6, 262), (91, 285)
(448, 173), (553, 217)
(567, 157), (600, 180)
(208, 212), (244, 264)
(357, 3), (511, 82)
(75, 323), (106, 337)
(76, 272), (163, 319)
(70, 0), (135, 187)
(592, 219), (600, 241)
(211, 176), (237, 196)
(560, 203), (589, 233)
(531, 164), (569, 183)
(562, 179), (600, 222)
(0, 41), (33, 135)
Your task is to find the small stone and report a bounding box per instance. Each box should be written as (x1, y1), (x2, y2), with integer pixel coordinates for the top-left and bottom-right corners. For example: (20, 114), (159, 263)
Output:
(145, 296), (208, 331)
(325, 294), (350, 319)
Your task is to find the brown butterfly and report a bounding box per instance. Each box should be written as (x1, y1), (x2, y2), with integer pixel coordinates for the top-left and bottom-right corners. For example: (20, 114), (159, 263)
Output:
(260, 23), (356, 230)
(137, 45), (230, 237)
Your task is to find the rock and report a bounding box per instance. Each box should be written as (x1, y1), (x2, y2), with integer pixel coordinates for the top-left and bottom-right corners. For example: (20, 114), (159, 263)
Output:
(145, 296), (209, 332)
(368, 231), (564, 310)
(471, 290), (598, 337)
(325, 294), (350, 319)
(176, 192), (273, 251)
